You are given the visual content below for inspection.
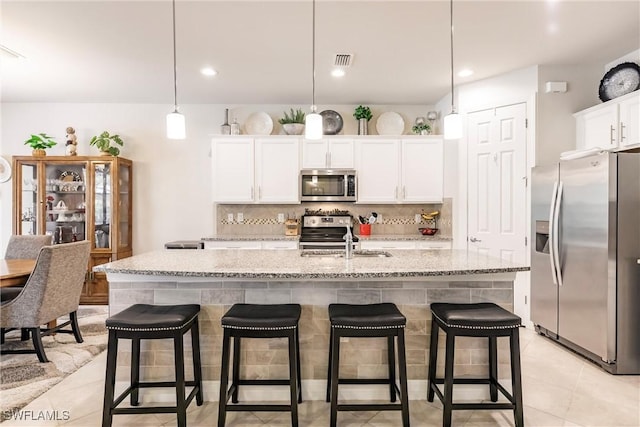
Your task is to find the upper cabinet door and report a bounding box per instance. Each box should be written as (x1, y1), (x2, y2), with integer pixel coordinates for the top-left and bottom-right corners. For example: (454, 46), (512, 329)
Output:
(327, 138), (354, 169)
(301, 139), (329, 169)
(301, 138), (354, 169)
(355, 138), (400, 203)
(618, 93), (640, 148)
(211, 138), (254, 202)
(255, 137), (300, 203)
(401, 138), (444, 203)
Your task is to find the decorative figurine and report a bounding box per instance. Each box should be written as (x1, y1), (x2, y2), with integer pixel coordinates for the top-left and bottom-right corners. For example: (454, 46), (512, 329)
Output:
(65, 126), (78, 156)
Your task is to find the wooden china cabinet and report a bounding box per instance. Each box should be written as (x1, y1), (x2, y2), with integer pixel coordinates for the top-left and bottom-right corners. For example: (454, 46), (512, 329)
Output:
(12, 156), (133, 304)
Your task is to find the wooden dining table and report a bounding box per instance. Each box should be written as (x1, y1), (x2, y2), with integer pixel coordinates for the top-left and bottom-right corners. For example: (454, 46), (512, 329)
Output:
(0, 259), (35, 288)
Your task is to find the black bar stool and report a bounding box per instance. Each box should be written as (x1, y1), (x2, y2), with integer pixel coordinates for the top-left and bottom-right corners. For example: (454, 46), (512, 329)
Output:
(217, 303), (302, 427)
(101, 304), (203, 427)
(427, 302), (524, 427)
(327, 303), (410, 427)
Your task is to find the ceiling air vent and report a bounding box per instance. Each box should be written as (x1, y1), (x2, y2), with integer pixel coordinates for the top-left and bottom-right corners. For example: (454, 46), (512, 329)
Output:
(333, 53), (353, 68)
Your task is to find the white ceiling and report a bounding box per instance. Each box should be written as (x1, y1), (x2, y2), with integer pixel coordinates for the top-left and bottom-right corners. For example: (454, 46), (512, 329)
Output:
(1, 0), (638, 105)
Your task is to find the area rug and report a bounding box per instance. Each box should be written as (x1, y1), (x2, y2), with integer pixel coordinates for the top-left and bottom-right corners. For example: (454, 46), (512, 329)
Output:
(0, 306), (108, 422)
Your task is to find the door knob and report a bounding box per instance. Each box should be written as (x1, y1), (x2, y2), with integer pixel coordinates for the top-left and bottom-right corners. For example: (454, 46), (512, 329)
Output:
(469, 237), (482, 243)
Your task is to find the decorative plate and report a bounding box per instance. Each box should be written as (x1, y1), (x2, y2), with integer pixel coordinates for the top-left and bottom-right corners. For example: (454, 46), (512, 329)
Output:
(59, 170), (82, 182)
(598, 62), (640, 102)
(320, 110), (343, 135)
(0, 157), (11, 183)
(245, 112), (274, 135)
(376, 112), (405, 135)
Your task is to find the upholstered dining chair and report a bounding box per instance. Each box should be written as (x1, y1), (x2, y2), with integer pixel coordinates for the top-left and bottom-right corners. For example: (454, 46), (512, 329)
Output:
(4, 234), (53, 259)
(1, 235), (53, 303)
(0, 241), (91, 362)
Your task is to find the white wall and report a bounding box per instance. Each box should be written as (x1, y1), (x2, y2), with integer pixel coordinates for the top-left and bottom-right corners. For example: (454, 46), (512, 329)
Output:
(0, 103), (436, 253)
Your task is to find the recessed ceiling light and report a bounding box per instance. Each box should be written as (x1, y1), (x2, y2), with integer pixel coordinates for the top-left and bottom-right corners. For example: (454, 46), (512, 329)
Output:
(458, 69), (473, 77)
(331, 68), (346, 78)
(201, 67), (218, 77)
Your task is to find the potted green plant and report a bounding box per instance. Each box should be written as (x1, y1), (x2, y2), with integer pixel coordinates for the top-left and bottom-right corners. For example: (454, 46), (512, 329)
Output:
(89, 131), (124, 156)
(353, 105), (373, 135)
(24, 133), (57, 157)
(278, 108), (306, 135)
(412, 122), (432, 135)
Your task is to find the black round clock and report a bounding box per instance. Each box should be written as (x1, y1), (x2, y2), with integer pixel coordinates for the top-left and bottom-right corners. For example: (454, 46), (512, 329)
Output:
(598, 61), (640, 102)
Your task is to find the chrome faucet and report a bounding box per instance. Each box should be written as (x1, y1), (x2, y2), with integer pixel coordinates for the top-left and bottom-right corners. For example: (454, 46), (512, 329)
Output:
(344, 223), (353, 259)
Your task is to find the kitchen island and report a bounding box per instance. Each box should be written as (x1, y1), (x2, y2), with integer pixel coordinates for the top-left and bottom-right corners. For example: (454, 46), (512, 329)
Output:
(96, 249), (528, 401)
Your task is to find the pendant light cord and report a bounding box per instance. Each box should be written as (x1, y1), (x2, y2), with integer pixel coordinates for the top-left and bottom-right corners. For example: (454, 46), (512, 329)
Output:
(172, 0), (178, 112)
(311, 0), (316, 113)
(449, 0), (455, 113)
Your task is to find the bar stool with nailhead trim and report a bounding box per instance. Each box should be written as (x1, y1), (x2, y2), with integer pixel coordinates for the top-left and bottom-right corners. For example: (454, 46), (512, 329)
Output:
(326, 303), (410, 427)
(217, 303), (302, 427)
(427, 302), (524, 427)
(101, 304), (203, 427)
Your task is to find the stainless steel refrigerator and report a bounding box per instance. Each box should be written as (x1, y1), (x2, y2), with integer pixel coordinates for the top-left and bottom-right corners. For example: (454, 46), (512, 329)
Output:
(531, 151), (640, 374)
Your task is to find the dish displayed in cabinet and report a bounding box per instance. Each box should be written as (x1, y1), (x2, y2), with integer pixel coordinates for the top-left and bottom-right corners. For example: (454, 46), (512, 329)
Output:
(245, 112), (273, 135)
(376, 111), (405, 135)
(320, 110), (343, 135)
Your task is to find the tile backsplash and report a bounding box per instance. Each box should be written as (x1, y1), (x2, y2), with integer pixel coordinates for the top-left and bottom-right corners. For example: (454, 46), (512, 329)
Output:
(215, 198), (452, 237)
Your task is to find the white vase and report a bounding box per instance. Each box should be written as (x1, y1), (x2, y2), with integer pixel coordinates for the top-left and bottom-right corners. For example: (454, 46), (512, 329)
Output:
(282, 123), (305, 135)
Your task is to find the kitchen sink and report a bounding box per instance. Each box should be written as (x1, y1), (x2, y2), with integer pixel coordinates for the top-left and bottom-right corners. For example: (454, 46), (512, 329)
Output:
(300, 249), (392, 258)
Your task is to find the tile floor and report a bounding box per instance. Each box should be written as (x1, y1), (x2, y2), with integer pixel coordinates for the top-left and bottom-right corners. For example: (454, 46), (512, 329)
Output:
(2, 328), (639, 426)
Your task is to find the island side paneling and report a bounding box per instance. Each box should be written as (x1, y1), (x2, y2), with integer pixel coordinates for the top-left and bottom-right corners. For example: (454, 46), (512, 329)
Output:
(108, 277), (515, 394)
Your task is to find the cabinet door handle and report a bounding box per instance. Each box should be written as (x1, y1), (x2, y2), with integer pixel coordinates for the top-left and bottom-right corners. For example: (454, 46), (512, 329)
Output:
(258, 186), (262, 200)
(610, 125), (616, 145)
(328, 152), (332, 168)
(251, 187), (254, 199)
(620, 122), (626, 142)
(402, 186), (406, 199)
(395, 186), (399, 199)
(325, 152), (330, 168)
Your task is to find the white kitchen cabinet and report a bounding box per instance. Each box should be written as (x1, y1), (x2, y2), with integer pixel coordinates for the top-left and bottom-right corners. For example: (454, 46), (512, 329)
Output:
(618, 94), (640, 148)
(301, 138), (354, 169)
(575, 91), (640, 151)
(355, 137), (444, 203)
(401, 138), (443, 203)
(212, 137), (300, 204)
(355, 138), (401, 202)
(255, 138), (300, 203)
(415, 240), (452, 249)
(211, 138), (254, 202)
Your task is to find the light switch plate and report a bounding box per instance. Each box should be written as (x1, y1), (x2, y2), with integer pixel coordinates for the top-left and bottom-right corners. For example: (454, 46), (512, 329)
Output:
(278, 213), (285, 223)
(237, 213), (244, 223)
(227, 213), (234, 222)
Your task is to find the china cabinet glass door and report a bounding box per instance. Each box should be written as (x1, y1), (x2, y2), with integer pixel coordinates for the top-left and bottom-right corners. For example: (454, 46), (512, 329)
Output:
(93, 162), (112, 250)
(17, 162), (39, 235)
(117, 163), (131, 250)
(44, 162), (87, 243)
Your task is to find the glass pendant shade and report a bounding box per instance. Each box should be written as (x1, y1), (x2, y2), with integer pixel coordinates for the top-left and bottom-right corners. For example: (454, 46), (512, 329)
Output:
(166, 111), (186, 139)
(443, 111), (462, 140)
(305, 112), (323, 140)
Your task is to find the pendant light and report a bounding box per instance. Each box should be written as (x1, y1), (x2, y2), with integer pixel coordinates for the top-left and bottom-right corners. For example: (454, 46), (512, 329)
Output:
(443, 0), (462, 140)
(166, 0), (186, 139)
(305, 0), (323, 140)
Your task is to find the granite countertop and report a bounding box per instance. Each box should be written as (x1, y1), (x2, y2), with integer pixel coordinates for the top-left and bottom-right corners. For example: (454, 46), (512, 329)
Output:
(202, 234), (452, 242)
(95, 249), (528, 279)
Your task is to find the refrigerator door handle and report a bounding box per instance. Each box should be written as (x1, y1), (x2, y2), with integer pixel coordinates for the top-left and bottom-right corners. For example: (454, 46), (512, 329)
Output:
(548, 181), (559, 285)
(553, 181), (564, 286)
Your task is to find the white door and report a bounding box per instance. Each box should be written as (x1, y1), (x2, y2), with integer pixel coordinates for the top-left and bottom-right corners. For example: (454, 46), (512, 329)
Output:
(467, 103), (527, 262)
(255, 138), (300, 203)
(401, 138), (443, 203)
(211, 138), (254, 202)
(355, 138), (400, 203)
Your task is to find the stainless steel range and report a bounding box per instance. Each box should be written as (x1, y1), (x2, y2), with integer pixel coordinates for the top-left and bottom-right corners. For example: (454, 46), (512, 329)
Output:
(299, 209), (359, 250)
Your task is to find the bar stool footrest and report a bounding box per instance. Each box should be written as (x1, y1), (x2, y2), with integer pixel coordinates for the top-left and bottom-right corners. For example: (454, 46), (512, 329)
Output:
(226, 404), (292, 412)
(111, 382), (200, 411)
(338, 403), (405, 412)
(430, 378), (516, 405)
(235, 379), (293, 386)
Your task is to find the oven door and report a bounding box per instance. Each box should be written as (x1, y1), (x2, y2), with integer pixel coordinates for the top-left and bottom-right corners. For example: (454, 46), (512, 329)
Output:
(300, 170), (356, 202)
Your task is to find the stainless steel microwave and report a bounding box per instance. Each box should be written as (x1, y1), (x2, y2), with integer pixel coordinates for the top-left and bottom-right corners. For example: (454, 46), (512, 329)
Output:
(300, 169), (357, 202)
